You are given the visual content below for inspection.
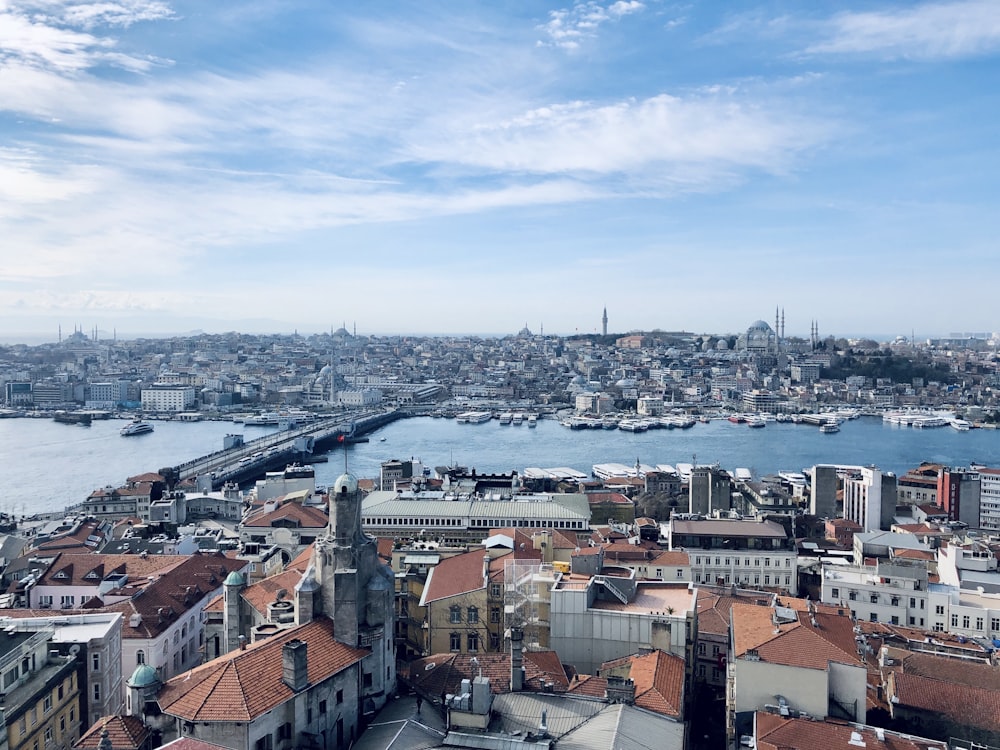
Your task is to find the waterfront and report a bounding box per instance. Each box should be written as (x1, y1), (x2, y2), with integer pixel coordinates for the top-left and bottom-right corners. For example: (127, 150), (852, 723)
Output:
(3, 415), (1000, 515)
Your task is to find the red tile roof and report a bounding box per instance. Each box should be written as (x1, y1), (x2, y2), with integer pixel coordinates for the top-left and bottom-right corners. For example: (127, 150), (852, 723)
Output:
(889, 671), (1000, 733)
(755, 712), (946, 750)
(420, 550), (496, 604)
(598, 649), (685, 718)
(732, 603), (861, 671)
(242, 499), (328, 529)
(75, 715), (150, 750)
(157, 618), (367, 722)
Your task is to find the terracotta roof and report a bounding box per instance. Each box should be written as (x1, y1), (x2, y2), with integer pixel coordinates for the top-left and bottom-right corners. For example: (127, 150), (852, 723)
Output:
(240, 568), (304, 618)
(420, 549), (495, 604)
(890, 648), (1000, 690)
(127, 472), (165, 484)
(157, 617), (367, 722)
(587, 492), (632, 505)
(889, 671), (1000, 733)
(242, 500), (328, 529)
(732, 603), (861, 671)
(598, 649), (685, 718)
(75, 715), (150, 750)
(696, 589), (772, 638)
(35, 552), (188, 588)
(406, 650), (569, 697)
(754, 712), (946, 750)
(565, 674), (608, 698)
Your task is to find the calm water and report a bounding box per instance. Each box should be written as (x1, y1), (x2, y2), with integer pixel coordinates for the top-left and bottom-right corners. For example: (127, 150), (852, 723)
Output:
(2, 415), (1000, 515)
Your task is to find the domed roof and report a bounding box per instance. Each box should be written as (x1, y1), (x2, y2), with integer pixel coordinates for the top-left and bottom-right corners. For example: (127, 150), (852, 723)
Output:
(333, 472), (359, 496)
(748, 319), (773, 332)
(128, 663), (160, 688)
(223, 570), (245, 587)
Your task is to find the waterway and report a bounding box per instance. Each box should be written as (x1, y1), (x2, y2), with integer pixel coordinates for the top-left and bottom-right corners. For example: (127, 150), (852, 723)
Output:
(1, 415), (1000, 516)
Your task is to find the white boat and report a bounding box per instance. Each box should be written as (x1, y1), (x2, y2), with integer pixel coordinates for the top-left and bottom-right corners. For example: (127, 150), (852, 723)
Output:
(819, 421), (840, 434)
(949, 418), (972, 431)
(746, 417), (766, 429)
(512, 413), (524, 426)
(121, 419), (154, 436)
(499, 412), (513, 425)
(527, 414), (538, 427)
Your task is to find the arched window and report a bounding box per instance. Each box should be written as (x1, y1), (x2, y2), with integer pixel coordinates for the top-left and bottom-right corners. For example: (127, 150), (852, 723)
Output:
(136, 650), (145, 665)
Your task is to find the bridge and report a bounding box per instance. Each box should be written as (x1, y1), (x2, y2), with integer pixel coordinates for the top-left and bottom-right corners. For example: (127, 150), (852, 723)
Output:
(164, 409), (403, 490)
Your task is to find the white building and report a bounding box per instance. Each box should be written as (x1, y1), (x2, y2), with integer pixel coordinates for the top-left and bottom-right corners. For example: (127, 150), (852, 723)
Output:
(843, 466), (896, 533)
(141, 385), (195, 412)
(972, 465), (1000, 531)
(819, 559), (929, 628)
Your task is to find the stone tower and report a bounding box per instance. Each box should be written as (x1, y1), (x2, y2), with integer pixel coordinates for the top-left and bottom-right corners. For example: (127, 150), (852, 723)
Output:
(298, 471), (396, 712)
(602, 307), (608, 337)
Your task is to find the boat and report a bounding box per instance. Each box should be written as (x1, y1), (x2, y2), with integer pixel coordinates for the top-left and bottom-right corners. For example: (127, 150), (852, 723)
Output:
(121, 419), (154, 436)
(949, 418), (972, 431)
(512, 413), (524, 426)
(527, 414), (538, 427)
(53, 411), (92, 426)
(746, 417), (766, 429)
(728, 415), (746, 424)
(499, 412), (513, 425)
(819, 421), (839, 434)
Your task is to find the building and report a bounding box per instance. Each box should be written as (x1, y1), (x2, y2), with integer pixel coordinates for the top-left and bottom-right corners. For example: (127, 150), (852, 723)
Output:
(819, 558), (929, 628)
(1, 628), (82, 750)
(809, 464), (839, 519)
(842, 466), (896, 533)
(665, 518), (798, 595)
(239, 493), (329, 564)
(360, 490), (592, 544)
(727, 601), (867, 743)
(139, 386), (195, 413)
(751, 712), (946, 750)
(688, 467), (732, 516)
(937, 466), (981, 527)
(973, 464), (1000, 531)
(548, 552), (695, 675)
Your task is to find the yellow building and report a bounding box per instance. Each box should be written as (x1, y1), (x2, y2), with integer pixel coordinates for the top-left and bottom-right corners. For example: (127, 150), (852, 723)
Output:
(2, 629), (82, 750)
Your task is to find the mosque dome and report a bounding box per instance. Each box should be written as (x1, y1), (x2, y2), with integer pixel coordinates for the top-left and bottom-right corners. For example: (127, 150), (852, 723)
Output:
(738, 319), (776, 352)
(716, 339), (729, 351)
(333, 473), (359, 496)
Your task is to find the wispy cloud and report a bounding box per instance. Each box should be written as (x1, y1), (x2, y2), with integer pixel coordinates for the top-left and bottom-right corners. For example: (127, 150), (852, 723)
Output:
(807, 0), (1000, 59)
(0, 1), (172, 72)
(539, 0), (645, 50)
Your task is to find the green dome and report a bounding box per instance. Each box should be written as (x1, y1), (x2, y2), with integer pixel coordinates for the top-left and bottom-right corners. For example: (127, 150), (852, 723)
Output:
(224, 570), (245, 587)
(128, 663), (160, 688)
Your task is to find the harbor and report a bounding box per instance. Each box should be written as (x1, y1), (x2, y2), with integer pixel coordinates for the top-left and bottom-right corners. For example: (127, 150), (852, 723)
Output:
(2, 411), (999, 517)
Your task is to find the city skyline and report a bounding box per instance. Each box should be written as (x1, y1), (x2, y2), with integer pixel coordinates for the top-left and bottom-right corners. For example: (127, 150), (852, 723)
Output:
(2, 1), (999, 340)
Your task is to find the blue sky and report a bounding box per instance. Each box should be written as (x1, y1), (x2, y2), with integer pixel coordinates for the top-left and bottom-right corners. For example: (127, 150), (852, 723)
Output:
(1, 0), (998, 342)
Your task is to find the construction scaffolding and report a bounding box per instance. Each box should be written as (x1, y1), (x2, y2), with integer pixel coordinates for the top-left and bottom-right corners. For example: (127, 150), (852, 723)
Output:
(503, 559), (558, 650)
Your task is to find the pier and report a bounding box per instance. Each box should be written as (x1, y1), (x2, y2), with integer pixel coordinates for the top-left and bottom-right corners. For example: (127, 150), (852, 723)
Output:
(166, 410), (402, 489)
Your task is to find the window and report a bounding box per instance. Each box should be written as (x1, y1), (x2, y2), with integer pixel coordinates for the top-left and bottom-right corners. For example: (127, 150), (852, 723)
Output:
(449, 606), (461, 624)
(831, 588), (839, 599)
(976, 617), (984, 631)
(44, 728), (52, 743)
(848, 591), (857, 601)
(870, 594), (878, 604)
(676, 569), (683, 579)
(278, 723), (292, 740)
(255, 736), (273, 750)
(336, 689), (344, 704)
(910, 598), (916, 608)
(467, 607), (479, 624)
(60, 595), (74, 609)
(43, 695), (52, 713)
(697, 643), (706, 655)
(450, 632), (461, 652)
(490, 584), (502, 597)
(92, 653), (100, 671)
(951, 614), (959, 627)
(320, 700), (327, 715)
(93, 683), (101, 701)
(490, 608), (501, 623)
(992, 617), (1000, 632)
(467, 633), (479, 653)
(962, 615), (970, 629)
(136, 650), (145, 665)
(890, 597), (899, 607)
(936, 605), (945, 616)
(38, 595), (53, 609)
(870, 613), (878, 622)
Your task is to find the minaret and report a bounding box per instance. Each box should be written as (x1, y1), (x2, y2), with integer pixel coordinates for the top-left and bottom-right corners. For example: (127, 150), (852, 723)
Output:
(602, 307), (608, 336)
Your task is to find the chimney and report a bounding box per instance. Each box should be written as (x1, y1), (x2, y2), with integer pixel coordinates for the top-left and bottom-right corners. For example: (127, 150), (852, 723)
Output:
(605, 675), (636, 705)
(282, 639), (309, 692)
(510, 626), (524, 692)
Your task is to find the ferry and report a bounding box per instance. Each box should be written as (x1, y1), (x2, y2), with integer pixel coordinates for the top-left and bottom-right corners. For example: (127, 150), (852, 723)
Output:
(121, 419), (154, 436)
(512, 413), (524, 426)
(456, 411), (492, 424)
(819, 421), (840, 434)
(499, 412), (513, 425)
(949, 418), (972, 431)
(527, 414), (538, 427)
(746, 416), (766, 429)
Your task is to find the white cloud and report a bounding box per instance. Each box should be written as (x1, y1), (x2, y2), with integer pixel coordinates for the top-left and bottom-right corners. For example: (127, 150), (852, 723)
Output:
(807, 0), (1000, 59)
(539, 0), (645, 49)
(0, 2), (172, 72)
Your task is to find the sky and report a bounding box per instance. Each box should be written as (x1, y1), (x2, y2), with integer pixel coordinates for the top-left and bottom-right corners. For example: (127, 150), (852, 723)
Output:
(1, 0), (998, 343)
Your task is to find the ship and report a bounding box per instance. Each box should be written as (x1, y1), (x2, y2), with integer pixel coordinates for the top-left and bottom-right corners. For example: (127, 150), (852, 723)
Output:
(121, 419), (154, 436)
(53, 411), (92, 426)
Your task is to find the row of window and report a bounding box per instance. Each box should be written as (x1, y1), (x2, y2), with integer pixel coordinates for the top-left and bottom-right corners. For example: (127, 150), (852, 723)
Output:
(830, 589), (926, 609)
(692, 572), (791, 587)
(364, 517), (585, 530)
(692, 556), (791, 567)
